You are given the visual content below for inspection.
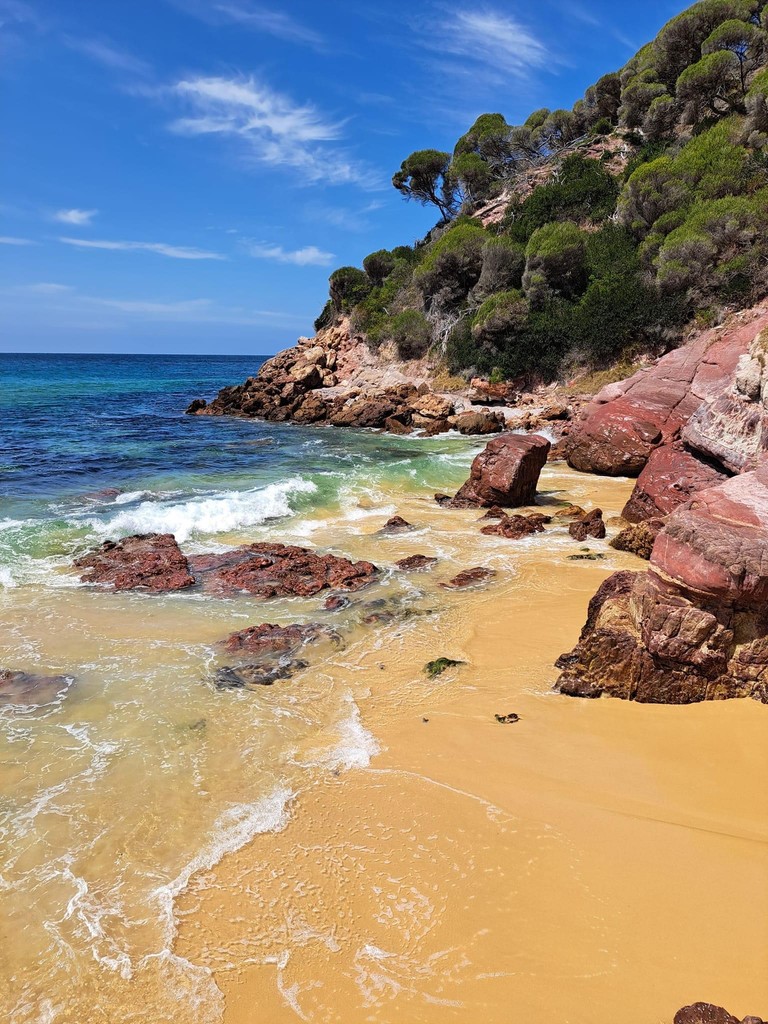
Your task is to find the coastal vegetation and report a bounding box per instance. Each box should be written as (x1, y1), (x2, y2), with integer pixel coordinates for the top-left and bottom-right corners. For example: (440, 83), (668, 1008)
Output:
(317, 0), (768, 381)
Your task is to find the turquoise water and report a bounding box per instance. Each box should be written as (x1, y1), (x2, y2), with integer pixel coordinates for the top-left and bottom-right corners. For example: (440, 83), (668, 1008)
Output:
(0, 353), (479, 587)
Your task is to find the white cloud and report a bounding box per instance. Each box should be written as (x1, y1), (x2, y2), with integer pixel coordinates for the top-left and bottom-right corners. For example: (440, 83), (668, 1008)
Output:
(53, 208), (98, 226)
(59, 237), (226, 260)
(19, 282), (73, 293)
(434, 8), (550, 77)
(247, 243), (335, 266)
(169, 75), (381, 189)
(64, 36), (151, 76)
(0, 235), (36, 245)
(214, 3), (325, 48)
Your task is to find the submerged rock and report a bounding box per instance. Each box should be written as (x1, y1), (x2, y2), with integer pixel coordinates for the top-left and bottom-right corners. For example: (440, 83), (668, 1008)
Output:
(190, 543), (378, 599)
(442, 433), (551, 508)
(223, 622), (338, 656)
(0, 669), (73, 705)
(74, 533), (195, 593)
(424, 657), (465, 678)
(395, 554), (438, 571)
(214, 659), (308, 689)
(494, 712), (520, 723)
(440, 566), (497, 589)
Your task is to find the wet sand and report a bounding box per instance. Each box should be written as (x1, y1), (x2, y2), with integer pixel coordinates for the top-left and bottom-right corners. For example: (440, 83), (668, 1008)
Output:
(175, 471), (768, 1023)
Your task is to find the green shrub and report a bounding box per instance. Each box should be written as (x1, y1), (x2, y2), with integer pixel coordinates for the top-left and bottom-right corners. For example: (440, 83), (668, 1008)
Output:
(471, 290), (528, 348)
(329, 267), (371, 313)
(388, 309), (433, 359)
(523, 221), (588, 305)
(363, 249), (396, 287)
(474, 237), (525, 298)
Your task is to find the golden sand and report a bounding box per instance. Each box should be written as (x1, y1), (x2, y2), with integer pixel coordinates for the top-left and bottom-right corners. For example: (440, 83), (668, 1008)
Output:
(174, 470), (768, 1024)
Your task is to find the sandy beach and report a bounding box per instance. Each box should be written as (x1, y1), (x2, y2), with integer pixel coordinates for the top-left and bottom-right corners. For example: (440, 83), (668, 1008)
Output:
(175, 471), (768, 1024)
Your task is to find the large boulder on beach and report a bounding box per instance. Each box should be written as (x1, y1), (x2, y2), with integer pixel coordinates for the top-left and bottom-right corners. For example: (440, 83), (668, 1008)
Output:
(674, 1005), (765, 1024)
(565, 307), (768, 476)
(189, 543), (378, 599)
(556, 464), (768, 704)
(442, 433), (551, 508)
(74, 533), (195, 592)
(622, 441), (730, 523)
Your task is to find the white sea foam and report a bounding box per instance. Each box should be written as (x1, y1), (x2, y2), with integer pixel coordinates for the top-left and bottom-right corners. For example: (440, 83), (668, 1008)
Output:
(0, 566), (17, 588)
(86, 478), (317, 543)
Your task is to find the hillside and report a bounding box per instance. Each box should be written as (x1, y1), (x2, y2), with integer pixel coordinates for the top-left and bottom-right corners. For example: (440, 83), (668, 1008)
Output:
(314, 0), (768, 384)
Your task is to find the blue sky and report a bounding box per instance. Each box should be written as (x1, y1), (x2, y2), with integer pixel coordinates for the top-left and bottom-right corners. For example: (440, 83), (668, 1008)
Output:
(1, 0), (683, 354)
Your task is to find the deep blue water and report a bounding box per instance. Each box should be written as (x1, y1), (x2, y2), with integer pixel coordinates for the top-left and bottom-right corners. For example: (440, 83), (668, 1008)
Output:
(0, 353), (269, 502)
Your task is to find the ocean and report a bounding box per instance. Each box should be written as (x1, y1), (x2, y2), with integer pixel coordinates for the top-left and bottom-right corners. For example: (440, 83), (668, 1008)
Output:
(0, 352), (488, 1023)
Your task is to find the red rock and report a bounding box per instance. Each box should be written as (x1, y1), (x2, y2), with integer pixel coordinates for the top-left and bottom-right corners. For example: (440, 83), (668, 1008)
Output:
(323, 594), (349, 611)
(651, 463), (768, 609)
(568, 508), (606, 541)
(447, 433), (551, 508)
(440, 566), (497, 589)
(222, 622), (334, 656)
(481, 512), (550, 539)
(189, 542), (378, 599)
(74, 533), (195, 592)
(622, 441), (730, 523)
(383, 416), (412, 435)
(377, 515), (413, 534)
(565, 309), (768, 475)
(477, 506), (508, 520)
(395, 554), (438, 570)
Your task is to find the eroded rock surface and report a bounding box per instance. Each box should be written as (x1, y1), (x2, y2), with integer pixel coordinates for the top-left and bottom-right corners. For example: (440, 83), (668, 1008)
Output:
(622, 441), (730, 523)
(674, 1004), (765, 1024)
(565, 307), (768, 475)
(189, 543), (378, 599)
(0, 669), (73, 705)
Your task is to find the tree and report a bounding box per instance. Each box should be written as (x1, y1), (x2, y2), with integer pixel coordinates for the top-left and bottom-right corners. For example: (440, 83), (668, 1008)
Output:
(702, 19), (767, 92)
(584, 73), (622, 124)
(329, 267), (371, 312)
(522, 221), (588, 307)
(363, 249), (395, 287)
(392, 149), (457, 220)
(448, 152), (494, 204)
(454, 113), (514, 173)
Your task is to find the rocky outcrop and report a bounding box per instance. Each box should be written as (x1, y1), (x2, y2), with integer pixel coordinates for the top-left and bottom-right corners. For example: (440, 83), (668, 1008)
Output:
(622, 441), (730, 523)
(565, 306), (768, 475)
(189, 543), (378, 599)
(75, 536), (376, 598)
(674, 1005), (765, 1024)
(556, 465), (768, 703)
(439, 433), (551, 508)
(75, 533), (195, 592)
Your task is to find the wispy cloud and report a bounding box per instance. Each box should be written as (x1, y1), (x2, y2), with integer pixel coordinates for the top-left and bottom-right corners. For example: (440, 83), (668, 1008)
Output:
(64, 36), (151, 76)
(0, 235), (36, 245)
(59, 237), (226, 260)
(53, 208), (98, 226)
(214, 3), (326, 48)
(247, 242), (335, 266)
(432, 8), (550, 78)
(304, 200), (384, 233)
(15, 282), (73, 293)
(169, 74), (381, 189)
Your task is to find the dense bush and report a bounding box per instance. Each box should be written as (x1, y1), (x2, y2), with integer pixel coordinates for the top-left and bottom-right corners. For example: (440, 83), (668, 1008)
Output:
(315, 0), (768, 383)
